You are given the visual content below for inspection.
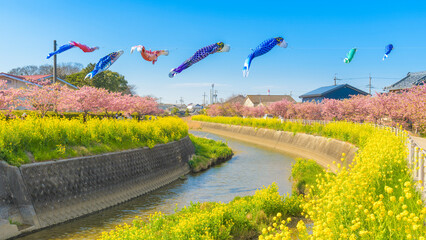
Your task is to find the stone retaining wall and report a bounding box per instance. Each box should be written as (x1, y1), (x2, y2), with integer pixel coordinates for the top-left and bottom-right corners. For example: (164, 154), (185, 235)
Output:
(0, 136), (194, 239)
(190, 121), (357, 171)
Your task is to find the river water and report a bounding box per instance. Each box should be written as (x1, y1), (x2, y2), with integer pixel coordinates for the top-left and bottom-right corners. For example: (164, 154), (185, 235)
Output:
(17, 131), (295, 240)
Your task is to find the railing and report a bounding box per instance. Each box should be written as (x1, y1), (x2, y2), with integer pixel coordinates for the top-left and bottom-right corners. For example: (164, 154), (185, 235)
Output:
(279, 118), (426, 197)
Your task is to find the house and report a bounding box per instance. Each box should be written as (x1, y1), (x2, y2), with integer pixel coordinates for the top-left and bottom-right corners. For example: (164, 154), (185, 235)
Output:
(186, 103), (203, 114)
(0, 73), (78, 90)
(243, 95), (295, 107)
(384, 71), (426, 92)
(299, 84), (369, 103)
(224, 95), (246, 105)
(193, 104), (203, 111)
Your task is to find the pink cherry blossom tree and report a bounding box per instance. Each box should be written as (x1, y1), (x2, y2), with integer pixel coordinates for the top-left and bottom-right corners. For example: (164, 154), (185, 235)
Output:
(60, 86), (110, 121)
(22, 83), (66, 117)
(128, 96), (159, 120)
(0, 80), (24, 112)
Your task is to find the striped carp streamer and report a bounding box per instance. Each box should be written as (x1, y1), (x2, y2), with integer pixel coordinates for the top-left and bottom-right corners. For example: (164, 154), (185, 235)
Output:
(85, 50), (124, 79)
(130, 45), (169, 64)
(383, 44), (394, 60)
(169, 42), (230, 78)
(243, 37), (288, 77)
(47, 41), (99, 59)
(344, 48), (357, 63)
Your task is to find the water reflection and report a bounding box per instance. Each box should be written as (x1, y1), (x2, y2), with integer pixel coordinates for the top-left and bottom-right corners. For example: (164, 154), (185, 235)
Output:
(17, 131), (295, 240)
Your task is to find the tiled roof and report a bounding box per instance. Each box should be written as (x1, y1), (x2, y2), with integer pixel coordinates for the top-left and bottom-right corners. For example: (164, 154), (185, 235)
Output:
(0, 73), (78, 89)
(246, 95), (296, 105)
(384, 71), (426, 91)
(0, 72), (42, 87)
(299, 84), (368, 98)
(224, 95), (246, 104)
(21, 75), (50, 81)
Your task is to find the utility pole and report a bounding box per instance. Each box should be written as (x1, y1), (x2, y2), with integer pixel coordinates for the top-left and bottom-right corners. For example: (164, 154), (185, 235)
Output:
(369, 74), (372, 95)
(53, 40), (57, 83)
(203, 92), (207, 106)
(333, 74), (343, 86)
(210, 84), (215, 104)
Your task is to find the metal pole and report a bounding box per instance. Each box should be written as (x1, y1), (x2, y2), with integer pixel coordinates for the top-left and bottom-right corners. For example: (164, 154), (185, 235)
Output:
(369, 74), (372, 95)
(53, 40), (57, 83)
(211, 84), (214, 104)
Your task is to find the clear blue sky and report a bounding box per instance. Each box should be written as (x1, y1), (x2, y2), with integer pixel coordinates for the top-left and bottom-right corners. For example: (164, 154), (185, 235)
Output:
(1, 0), (426, 104)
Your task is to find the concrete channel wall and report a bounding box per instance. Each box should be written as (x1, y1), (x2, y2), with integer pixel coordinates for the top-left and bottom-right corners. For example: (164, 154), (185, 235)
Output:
(0, 136), (194, 240)
(190, 121), (358, 171)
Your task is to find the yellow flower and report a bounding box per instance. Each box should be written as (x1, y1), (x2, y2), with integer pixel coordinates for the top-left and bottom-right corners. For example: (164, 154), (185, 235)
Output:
(385, 186), (393, 194)
(405, 192), (412, 199)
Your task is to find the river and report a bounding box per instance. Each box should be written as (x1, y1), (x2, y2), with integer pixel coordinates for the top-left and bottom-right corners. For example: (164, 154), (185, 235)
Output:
(17, 131), (295, 240)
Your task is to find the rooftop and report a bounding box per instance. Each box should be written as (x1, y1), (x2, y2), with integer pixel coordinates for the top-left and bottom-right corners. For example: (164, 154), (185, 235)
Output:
(384, 71), (426, 91)
(299, 84), (368, 98)
(246, 95), (295, 104)
(0, 73), (78, 89)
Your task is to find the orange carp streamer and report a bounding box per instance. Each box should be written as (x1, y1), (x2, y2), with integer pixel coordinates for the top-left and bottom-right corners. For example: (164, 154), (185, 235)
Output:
(130, 45), (169, 64)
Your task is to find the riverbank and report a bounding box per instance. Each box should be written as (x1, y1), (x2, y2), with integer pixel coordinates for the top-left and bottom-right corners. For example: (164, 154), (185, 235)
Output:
(0, 136), (194, 240)
(16, 130), (296, 240)
(0, 116), (188, 166)
(187, 119), (357, 172)
(191, 116), (426, 239)
(189, 134), (233, 173)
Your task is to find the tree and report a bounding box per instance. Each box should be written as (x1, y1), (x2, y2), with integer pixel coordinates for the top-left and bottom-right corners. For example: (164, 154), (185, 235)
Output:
(171, 107), (179, 116)
(8, 63), (83, 79)
(0, 80), (24, 111)
(129, 96), (159, 120)
(65, 63), (130, 93)
(22, 84), (64, 117)
(60, 86), (110, 121)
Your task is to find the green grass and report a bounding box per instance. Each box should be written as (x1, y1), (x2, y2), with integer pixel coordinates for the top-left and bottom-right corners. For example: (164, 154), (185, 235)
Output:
(0, 115), (188, 166)
(290, 158), (324, 195)
(100, 184), (304, 240)
(189, 134), (233, 172)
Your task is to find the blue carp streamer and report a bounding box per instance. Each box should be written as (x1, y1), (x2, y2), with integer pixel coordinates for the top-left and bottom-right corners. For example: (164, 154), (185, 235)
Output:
(47, 41), (99, 59)
(46, 43), (75, 59)
(85, 50), (124, 79)
(243, 37), (288, 77)
(169, 42), (230, 78)
(383, 44), (394, 60)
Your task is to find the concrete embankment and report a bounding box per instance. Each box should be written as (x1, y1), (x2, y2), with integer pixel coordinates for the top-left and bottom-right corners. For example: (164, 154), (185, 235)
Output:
(0, 136), (194, 240)
(188, 120), (358, 171)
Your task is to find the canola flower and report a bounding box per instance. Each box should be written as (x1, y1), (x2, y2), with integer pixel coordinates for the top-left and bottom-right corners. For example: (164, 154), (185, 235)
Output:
(100, 184), (303, 240)
(0, 115), (188, 166)
(192, 116), (426, 239)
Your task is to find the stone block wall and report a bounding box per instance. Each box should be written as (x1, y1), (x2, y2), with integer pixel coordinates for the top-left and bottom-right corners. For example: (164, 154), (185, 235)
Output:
(192, 121), (357, 172)
(0, 136), (194, 238)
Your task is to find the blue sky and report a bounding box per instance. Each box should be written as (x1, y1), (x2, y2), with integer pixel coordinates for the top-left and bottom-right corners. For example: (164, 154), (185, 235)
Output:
(1, 0), (426, 104)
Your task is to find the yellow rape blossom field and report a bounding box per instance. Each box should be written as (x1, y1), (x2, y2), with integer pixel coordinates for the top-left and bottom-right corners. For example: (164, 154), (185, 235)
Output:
(100, 184), (303, 240)
(0, 115), (188, 166)
(189, 116), (425, 239)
